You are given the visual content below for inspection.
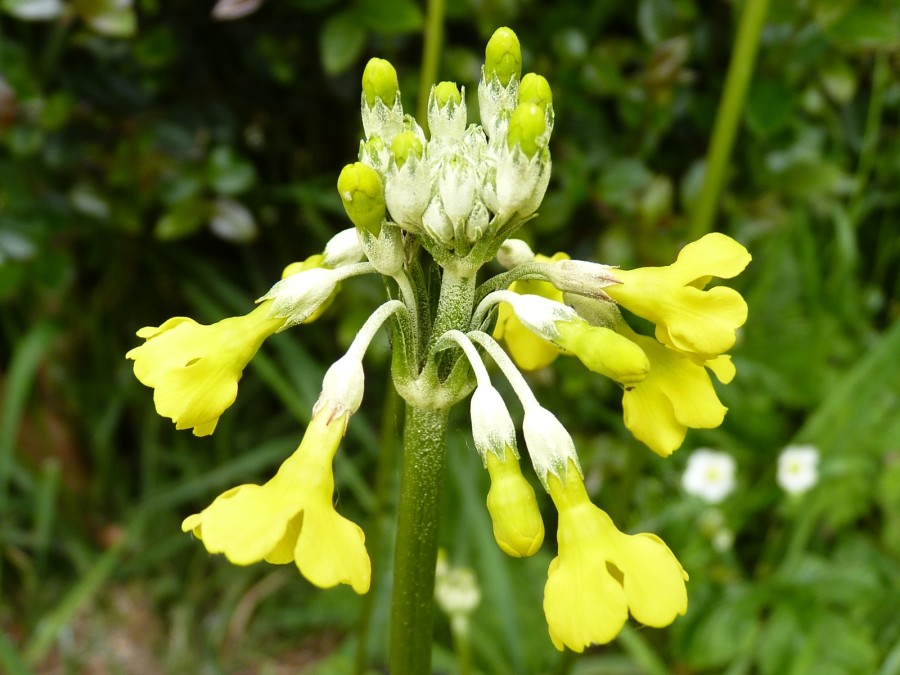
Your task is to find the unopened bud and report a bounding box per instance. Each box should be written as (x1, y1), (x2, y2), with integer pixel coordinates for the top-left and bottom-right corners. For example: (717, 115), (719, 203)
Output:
(391, 130), (424, 169)
(433, 81), (462, 108)
(518, 73), (552, 110)
(323, 228), (365, 268)
(497, 239), (535, 268)
(362, 58), (399, 108)
(507, 102), (546, 157)
(337, 162), (385, 236)
(486, 450), (544, 557)
(484, 27), (522, 87)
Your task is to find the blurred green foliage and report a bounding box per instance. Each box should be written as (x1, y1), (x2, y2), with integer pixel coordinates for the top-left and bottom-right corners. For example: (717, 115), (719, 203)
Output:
(2, 0), (899, 673)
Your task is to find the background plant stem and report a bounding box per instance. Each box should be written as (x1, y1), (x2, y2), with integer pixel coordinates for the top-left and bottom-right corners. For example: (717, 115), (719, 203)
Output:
(417, 0), (445, 130)
(389, 404), (450, 675)
(688, 0), (770, 240)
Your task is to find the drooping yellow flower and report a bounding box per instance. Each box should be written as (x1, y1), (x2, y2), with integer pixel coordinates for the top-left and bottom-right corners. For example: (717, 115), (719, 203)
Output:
(181, 412), (371, 593)
(126, 301), (285, 436)
(543, 464), (687, 652)
(619, 325), (735, 457)
(485, 448), (544, 557)
(605, 233), (751, 357)
(554, 320), (649, 386)
(493, 252), (568, 370)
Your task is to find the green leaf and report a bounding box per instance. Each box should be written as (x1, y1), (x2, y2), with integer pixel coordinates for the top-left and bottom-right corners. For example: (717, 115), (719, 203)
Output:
(320, 10), (366, 76)
(821, 5), (900, 51)
(746, 80), (793, 137)
(355, 0), (422, 34)
(154, 198), (210, 240)
(207, 146), (256, 196)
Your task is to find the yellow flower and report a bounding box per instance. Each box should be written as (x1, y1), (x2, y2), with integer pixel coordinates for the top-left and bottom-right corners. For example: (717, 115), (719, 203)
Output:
(493, 252), (568, 370)
(619, 324), (735, 457)
(605, 233), (751, 357)
(543, 464), (687, 652)
(181, 412), (371, 594)
(126, 302), (285, 436)
(485, 448), (544, 557)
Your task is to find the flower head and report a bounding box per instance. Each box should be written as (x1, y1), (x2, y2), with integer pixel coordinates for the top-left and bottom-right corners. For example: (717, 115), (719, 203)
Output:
(605, 233), (751, 358)
(126, 302), (285, 436)
(682, 449), (737, 503)
(777, 444), (819, 494)
(181, 412), (371, 593)
(543, 464), (687, 652)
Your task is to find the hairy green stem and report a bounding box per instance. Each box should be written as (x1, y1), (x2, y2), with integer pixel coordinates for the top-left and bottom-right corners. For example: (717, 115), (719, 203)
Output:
(417, 0), (445, 130)
(389, 404), (450, 674)
(688, 0), (770, 240)
(390, 265), (475, 673)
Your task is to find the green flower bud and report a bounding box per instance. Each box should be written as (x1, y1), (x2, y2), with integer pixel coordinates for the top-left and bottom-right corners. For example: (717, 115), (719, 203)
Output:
(337, 162), (385, 236)
(484, 27), (522, 87)
(390, 130), (424, 169)
(519, 73), (552, 110)
(433, 81), (462, 108)
(362, 58), (399, 108)
(507, 102), (546, 157)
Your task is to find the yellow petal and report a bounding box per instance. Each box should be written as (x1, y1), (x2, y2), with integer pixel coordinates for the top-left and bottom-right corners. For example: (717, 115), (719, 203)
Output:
(294, 504), (371, 594)
(654, 285), (747, 356)
(543, 551), (628, 652)
(608, 531), (688, 627)
(623, 379), (686, 458)
(193, 483), (298, 565)
(705, 354), (736, 384)
(674, 232), (751, 282)
(153, 360), (240, 436)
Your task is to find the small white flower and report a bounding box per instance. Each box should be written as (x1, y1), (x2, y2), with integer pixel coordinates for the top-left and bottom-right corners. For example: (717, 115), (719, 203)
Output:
(777, 444), (819, 495)
(682, 449), (736, 504)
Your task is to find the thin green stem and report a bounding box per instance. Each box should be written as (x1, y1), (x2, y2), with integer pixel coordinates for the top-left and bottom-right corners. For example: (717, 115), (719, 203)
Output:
(416, 0), (445, 130)
(688, 0), (770, 240)
(389, 404), (450, 675)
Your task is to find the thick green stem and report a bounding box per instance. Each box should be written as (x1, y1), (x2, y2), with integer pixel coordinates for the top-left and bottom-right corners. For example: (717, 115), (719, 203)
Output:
(390, 265), (475, 673)
(688, 0), (770, 240)
(389, 404), (450, 674)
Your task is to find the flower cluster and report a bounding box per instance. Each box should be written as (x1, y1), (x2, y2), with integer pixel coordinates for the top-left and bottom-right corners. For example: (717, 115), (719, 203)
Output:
(127, 27), (751, 656)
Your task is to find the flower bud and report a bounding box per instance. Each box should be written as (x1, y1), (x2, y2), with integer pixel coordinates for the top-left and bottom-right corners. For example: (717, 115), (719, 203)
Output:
(507, 102), (546, 157)
(484, 27), (522, 87)
(438, 155), (477, 227)
(428, 81), (467, 142)
(390, 130), (424, 169)
(337, 162), (386, 236)
(323, 228), (365, 268)
(359, 135), (390, 172)
(518, 73), (552, 110)
(464, 199), (490, 243)
(486, 450), (544, 557)
(497, 239), (535, 269)
(362, 57), (399, 108)
(555, 320), (650, 386)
